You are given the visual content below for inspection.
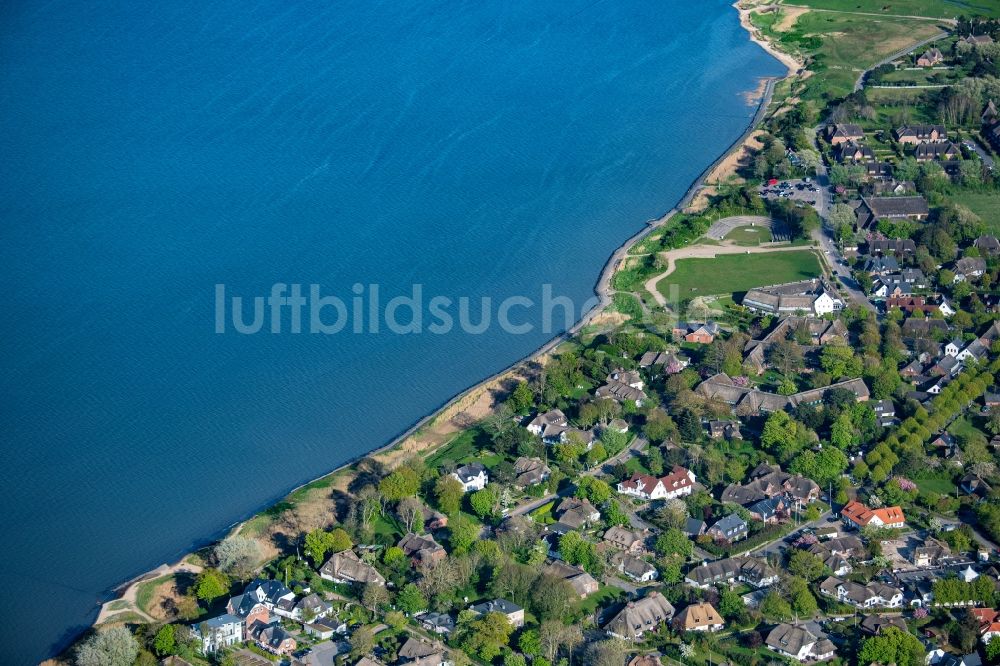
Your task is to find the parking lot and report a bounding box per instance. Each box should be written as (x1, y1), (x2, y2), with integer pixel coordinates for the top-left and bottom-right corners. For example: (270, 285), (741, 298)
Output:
(759, 178), (823, 211)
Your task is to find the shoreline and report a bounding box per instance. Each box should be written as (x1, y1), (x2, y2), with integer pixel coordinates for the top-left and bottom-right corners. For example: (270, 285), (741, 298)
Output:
(79, 2), (798, 653)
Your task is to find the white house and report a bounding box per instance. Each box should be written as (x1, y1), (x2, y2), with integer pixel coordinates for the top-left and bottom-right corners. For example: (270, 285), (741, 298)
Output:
(813, 291), (839, 316)
(526, 409), (567, 436)
(452, 463), (488, 492)
(617, 473), (666, 500)
(765, 624), (836, 661)
(195, 614), (244, 654)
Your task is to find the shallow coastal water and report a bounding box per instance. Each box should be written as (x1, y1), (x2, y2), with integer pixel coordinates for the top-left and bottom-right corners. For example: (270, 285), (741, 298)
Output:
(0, 0), (783, 661)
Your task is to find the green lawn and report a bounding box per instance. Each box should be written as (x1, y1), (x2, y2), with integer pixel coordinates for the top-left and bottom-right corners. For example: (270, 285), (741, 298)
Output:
(952, 192), (1000, 235)
(785, 0), (1000, 19)
(724, 225), (773, 246)
(576, 585), (624, 616)
(655, 250), (823, 301)
(915, 477), (957, 495)
(135, 575), (174, 615)
(425, 427), (490, 468)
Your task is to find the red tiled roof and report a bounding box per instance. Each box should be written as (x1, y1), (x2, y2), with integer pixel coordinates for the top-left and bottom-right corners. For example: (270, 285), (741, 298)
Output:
(841, 500), (905, 527)
(661, 465), (693, 491)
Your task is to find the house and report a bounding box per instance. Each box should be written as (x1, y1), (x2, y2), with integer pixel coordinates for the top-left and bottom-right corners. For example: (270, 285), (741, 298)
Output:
(747, 496), (786, 524)
(469, 599), (524, 628)
(419, 612), (456, 635)
(985, 391), (1000, 408)
(819, 576), (904, 608)
(867, 238), (917, 256)
(684, 517), (706, 537)
(603, 526), (648, 554)
(765, 623), (836, 661)
(855, 196), (930, 228)
(976, 235), (1000, 256)
(626, 656), (664, 666)
(194, 614), (243, 654)
(742, 316), (848, 373)
(965, 34), (995, 46)
(742, 279), (843, 316)
(955, 257), (987, 281)
(915, 141), (960, 162)
(972, 608), (1000, 644)
(250, 623), (297, 656)
(280, 593), (331, 622)
(616, 553), (658, 582)
(697, 373), (869, 416)
(928, 650), (983, 666)
(841, 500), (906, 529)
(827, 123), (864, 145)
(961, 473), (993, 498)
(604, 591), (675, 639)
(398, 637), (448, 666)
(684, 557), (778, 589)
(229, 579), (295, 620)
(555, 427), (596, 449)
(958, 338), (989, 364)
(513, 457), (550, 488)
(864, 255), (899, 275)
(320, 550), (387, 586)
(917, 47), (944, 66)
(835, 141), (874, 163)
(398, 533), (447, 566)
(527, 409), (567, 436)
(617, 466), (695, 501)
(544, 560), (600, 598)
(595, 381), (647, 406)
(672, 321), (719, 344)
(607, 368), (644, 390)
(912, 537), (955, 567)
(707, 514), (748, 543)
(895, 124), (948, 144)
(720, 463), (820, 507)
(886, 296), (937, 315)
(873, 399), (896, 427)
(451, 462), (488, 492)
(553, 497), (600, 528)
(420, 502), (449, 530)
(674, 602), (724, 632)
(706, 419), (742, 440)
(860, 614), (909, 636)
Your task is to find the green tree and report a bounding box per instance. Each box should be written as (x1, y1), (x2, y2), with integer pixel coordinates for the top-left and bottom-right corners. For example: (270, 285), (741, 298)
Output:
(718, 588), (745, 619)
(602, 499), (630, 527)
(195, 568), (230, 603)
(654, 528), (693, 561)
(304, 528), (336, 565)
(987, 635), (1000, 662)
(759, 591), (792, 621)
(787, 549), (828, 581)
(508, 382), (534, 413)
(379, 467), (421, 502)
(329, 527), (353, 552)
(152, 624), (176, 657)
(459, 611), (514, 661)
(435, 474), (465, 516)
(397, 583), (427, 614)
(449, 516), (479, 554)
(349, 625), (376, 660)
(469, 485), (500, 519)
(575, 477), (612, 505)
(858, 627), (925, 666)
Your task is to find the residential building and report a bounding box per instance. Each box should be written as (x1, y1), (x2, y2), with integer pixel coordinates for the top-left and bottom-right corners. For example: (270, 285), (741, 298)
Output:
(616, 553), (658, 582)
(674, 602), (724, 632)
(194, 614), (243, 654)
(707, 514), (748, 542)
(747, 496), (786, 524)
(972, 608), (1000, 643)
(249, 623), (296, 656)
(595, 380), (647, 406)
(672, 321), (720, 344)
(706, 419), (742, 440)
(684, 557), (778, 589)
(419, 612), (456, 635)
(742, 279), (843, 316)
(319, 550), (387, 586)
(873, 399), (896, 427)
(553, 497), (600, 528)
(469, 599), (524, 628)
(603, 526), (648, 554)
(820, 576), (904, 608)
(827, 123), (864, 145)
(451, 462), (488, 492)
(860, 614), (908, 636)
(895, 124), (947, 144)
(855, 196), (930, 228)
(617, 466), (694, 501)
(543, 560), (600, 598)
(512, 457), (550, 488)
(765, 623), (836, 661)
(975, 235), (1000, 256)
(917, 47), (944, 66)
(398, 533), (447, 566)
(604, 591), (675, 639)
(398, 637), (449, 666)
(527, 409), (567, 436)
(841, 500), (906, 529)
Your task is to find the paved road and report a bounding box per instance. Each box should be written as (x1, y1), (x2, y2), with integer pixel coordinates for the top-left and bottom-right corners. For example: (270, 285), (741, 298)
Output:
(807, 132), (875, 311)
(745, 510), (835, 560)
(964, 139), (995, 170)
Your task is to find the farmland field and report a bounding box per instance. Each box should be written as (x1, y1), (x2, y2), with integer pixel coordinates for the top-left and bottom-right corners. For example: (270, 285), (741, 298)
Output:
(783, 0), (1000, 19)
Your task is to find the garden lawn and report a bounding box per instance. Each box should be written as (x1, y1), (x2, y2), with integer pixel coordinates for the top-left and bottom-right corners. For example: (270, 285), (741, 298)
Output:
(953, 192), (1000, 235)
(656, 250), (822, 301)
(914, 477), (957, 495)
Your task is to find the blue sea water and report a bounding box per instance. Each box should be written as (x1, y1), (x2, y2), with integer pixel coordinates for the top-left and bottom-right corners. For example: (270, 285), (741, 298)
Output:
(0, 0), (783, 661)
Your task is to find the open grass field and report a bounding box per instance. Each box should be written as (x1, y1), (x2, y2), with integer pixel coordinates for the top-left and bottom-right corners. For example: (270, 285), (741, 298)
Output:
(783, 0), (1000, 19)
(724, 225), (773, 245)
(656, 250), (823, 301)
(914, 477), (958, 495)
(787, 11), (947, 101)
(952, 192), (1000, 234)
